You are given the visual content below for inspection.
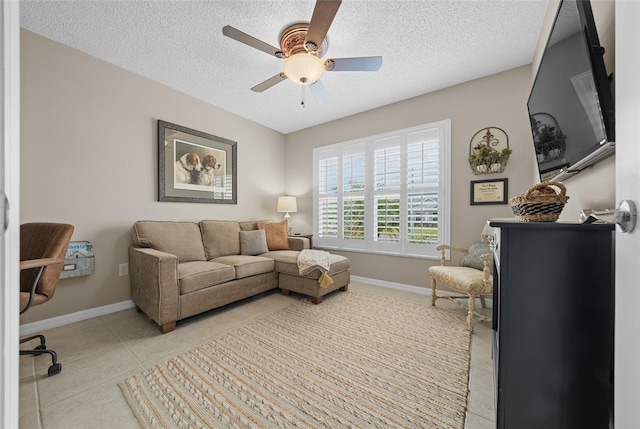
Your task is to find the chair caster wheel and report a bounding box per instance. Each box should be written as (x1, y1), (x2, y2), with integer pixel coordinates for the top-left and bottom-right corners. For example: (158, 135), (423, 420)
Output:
(47, 363), (62, 376)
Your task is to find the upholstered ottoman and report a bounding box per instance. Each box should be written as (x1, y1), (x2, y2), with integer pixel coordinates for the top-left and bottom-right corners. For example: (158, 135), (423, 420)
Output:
(263, 250), (350, 304)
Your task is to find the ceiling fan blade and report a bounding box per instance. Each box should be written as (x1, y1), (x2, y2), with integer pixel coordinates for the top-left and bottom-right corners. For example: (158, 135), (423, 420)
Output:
(305, 0), (342, 52)
(222, 25), (282, 58)
(251, 73), (287, 92)
(324, 56), (382, 72)
(309, 80), (330, 104)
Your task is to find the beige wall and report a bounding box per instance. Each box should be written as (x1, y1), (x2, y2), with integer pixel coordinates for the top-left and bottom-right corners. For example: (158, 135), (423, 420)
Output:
(20, 30), (286, 323)
(21, 0), (617, 320)
(282, 0), (617, 289)
(285, 65), (536, 289)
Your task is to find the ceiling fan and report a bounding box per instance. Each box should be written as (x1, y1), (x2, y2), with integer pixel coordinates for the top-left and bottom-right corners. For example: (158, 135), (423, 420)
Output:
(222, 0), (382, 104)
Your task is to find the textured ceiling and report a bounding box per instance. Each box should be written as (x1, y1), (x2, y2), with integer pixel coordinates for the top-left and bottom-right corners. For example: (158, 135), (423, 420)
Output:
(20, 0), (548, 134)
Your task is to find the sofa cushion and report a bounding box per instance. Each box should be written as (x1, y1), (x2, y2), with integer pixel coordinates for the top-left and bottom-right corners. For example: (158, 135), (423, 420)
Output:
(239, 219), (273, 231)
(264, 250), (350, 279)
(240, 230), (269, 255)
(212, 255), (275, 279)
(132, 221), (206, 262)
(429, 265), (491, 294)
(199, 220), (241, 259)
(257, 221), (290, 250)
(178, 261), (236, 294)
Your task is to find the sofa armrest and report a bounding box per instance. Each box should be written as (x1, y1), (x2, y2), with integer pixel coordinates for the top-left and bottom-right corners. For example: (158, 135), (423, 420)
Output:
(288, 237), (310, 251)
(129, 247), (179, 327)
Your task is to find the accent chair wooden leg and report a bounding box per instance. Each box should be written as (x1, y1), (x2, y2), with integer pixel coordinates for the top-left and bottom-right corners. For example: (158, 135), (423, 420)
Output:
(339, 284), (349, 291)
(430, 276), (437, 306)
(159, 321), (176, 334)
(480, 295), (487, 308)
(311, 296), (323, 304)
(281, 289), (290, 296)
(467, 295), (476, 333)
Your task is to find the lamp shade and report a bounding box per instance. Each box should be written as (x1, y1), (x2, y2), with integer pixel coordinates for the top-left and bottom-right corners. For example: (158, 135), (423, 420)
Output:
(277, 196), (297, 213)
(481, 221), (495, 243)
(283, 53), (323, 85)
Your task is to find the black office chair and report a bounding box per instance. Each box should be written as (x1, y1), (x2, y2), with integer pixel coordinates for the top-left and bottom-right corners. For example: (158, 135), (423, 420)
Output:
(20, 223), (74, 376)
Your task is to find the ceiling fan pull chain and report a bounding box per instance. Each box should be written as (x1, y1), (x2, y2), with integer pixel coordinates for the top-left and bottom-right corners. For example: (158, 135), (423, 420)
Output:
(301, 86), (306, 108)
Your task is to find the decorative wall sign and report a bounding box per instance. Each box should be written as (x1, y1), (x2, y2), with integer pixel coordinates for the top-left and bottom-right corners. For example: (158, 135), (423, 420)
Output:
(158, 120), (237, 204)
(470, 178), (508, 205)
(468, 127), (511, 175)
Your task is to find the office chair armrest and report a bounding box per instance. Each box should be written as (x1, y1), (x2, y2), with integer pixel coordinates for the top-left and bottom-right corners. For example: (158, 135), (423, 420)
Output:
(20, 257), (63, 271)
(20, 257), (65, 314)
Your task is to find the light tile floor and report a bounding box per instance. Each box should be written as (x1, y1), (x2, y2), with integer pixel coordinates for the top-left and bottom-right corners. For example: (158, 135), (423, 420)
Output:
(19, 282), (495, 428)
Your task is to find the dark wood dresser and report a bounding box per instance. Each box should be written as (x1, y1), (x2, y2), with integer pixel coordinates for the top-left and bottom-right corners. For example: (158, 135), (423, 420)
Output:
(489, 220), (614, 429)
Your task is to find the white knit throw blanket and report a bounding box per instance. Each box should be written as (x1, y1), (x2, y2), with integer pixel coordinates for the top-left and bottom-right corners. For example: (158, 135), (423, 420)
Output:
(297, 249), (331, 275)
(297, 249), (334, 288)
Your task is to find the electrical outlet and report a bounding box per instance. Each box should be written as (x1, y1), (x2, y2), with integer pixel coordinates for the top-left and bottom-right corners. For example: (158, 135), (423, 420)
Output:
(119, 263), (129, 276)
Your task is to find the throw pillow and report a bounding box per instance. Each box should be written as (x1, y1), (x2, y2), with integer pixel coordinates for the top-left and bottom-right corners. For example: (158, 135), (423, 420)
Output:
(239, 229), (269, 255)
(256, 221), (290, 251)
(459, 241), (492, 272)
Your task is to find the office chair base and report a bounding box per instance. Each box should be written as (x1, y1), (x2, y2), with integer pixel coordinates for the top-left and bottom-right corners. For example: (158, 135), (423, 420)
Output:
(20, 334), (62, 376)
(47, 362), (62, 376)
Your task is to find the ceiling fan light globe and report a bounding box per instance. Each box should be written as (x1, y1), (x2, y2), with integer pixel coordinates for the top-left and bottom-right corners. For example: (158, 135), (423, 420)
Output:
(283, 53), (323, 86)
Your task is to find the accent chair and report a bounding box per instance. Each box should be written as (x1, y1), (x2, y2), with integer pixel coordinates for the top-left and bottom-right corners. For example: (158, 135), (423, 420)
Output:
(429, 242), (493, 333)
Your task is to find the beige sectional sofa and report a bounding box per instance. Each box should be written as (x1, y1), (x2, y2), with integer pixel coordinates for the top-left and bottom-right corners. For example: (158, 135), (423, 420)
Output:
(129, 220), (350, 333)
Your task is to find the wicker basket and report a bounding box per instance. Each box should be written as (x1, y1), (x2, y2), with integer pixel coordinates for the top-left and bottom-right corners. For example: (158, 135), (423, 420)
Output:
(469, 153), (509, 175)
(509, 182), (569, 222)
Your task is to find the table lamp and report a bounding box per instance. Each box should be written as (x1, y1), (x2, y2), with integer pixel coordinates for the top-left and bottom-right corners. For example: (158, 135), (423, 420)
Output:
(277, 196), (297, 234)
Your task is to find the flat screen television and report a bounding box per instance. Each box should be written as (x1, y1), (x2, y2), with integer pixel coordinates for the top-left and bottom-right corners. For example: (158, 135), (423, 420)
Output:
(527, 0), (615, 182)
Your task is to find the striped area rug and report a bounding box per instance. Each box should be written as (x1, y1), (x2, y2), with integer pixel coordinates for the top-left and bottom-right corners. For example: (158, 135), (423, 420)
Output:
(119, 291), (471, 428)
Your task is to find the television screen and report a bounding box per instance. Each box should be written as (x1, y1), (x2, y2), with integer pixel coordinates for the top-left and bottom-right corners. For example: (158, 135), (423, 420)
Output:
(527, 0), (614, 182)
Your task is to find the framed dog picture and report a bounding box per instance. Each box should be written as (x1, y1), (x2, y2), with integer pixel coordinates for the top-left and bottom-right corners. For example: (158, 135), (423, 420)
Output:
(158, 120), (237, 204)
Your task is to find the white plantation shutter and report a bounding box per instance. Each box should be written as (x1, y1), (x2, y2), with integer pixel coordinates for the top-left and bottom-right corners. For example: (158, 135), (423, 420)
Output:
(313, 120), (450, 258)
(317, 154), (339, 240)
(343, 151), (365, 193)
(373, 137), (402, 251)
(405, 132), (441, 250)
(317, 197), (338, 237)
(342, 148), (366, 242)
(343, 197), (365, 240)
(407, 192), (439, 244)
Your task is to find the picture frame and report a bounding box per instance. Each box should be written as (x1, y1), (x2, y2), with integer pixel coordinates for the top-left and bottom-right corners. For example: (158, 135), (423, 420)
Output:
(158, 120), (237, 204)
(470, 178), (508, 205)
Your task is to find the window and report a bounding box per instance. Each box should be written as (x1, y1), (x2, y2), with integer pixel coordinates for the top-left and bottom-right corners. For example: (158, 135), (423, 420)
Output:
(313, 120), (450, 259)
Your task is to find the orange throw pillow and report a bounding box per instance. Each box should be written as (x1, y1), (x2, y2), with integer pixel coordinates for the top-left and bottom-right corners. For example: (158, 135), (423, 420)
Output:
(256, 221), (290, 251)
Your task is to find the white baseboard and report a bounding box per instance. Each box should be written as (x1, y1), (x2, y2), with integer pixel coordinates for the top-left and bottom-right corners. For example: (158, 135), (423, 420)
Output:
(351, 275), (481, 299)
(350, 275), (430, 295)
(20, 300), (136, 336)
(19, 277), (465, 336)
